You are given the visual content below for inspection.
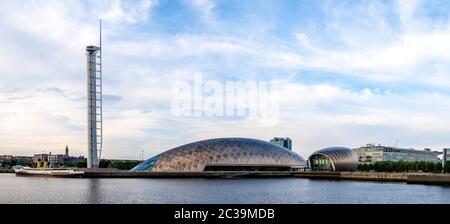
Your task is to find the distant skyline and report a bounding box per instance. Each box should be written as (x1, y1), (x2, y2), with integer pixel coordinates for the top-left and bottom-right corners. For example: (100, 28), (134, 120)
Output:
(1, 0), (450, 159)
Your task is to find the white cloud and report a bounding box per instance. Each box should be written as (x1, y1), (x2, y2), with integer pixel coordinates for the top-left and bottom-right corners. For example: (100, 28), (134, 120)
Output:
(97, 0), (156, 24)
(188, 0), (216, 24)
(396, 0), (421, 29)
(0, 87), (85, 156)
(266, 28), (450, 87)
(1, 0), (450, 160)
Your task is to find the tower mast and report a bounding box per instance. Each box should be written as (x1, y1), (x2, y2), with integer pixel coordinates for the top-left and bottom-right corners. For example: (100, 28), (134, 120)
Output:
(86, 20), (103, 168)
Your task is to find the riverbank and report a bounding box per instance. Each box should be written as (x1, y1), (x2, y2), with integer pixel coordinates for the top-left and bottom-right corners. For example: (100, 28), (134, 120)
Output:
(0, 169), (14, 173)
(73, 170), (450, 186)
(8, 169), (450, 186)
(80, 169), (294, 178)
(293, 171), (450, 186)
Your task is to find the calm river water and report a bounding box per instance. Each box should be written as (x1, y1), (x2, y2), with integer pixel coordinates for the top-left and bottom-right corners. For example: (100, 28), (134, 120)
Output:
(0, 174), (449, 204)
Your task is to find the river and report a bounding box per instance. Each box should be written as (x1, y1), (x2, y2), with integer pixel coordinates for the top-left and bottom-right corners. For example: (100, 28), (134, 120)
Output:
(0, 174), (449, 204)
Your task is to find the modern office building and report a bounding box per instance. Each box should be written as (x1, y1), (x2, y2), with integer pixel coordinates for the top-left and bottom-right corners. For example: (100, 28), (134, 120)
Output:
(269, 137), (292, 150)
(354, 144), (440, 164)
(308, 147), (358, 172)
(131, 138), (307, 172)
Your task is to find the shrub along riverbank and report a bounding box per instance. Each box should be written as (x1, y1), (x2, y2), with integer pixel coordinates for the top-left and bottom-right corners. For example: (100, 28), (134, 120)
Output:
(358, 161), (450, 173)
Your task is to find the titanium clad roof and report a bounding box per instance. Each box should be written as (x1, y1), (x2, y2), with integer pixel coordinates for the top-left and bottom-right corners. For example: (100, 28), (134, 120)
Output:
(308, 147), (359, 171)
(131, 138), (307, 172)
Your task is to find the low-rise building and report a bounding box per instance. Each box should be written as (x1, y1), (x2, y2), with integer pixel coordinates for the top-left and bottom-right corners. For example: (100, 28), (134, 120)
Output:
(48, 154), (66, 166)
(33, 154), (49, 164)
(354, 144), (440, 164)
(0, 155), (13, 161)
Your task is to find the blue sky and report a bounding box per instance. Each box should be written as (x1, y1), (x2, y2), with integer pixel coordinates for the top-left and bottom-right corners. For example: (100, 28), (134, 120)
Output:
(1, 0), (450, 159)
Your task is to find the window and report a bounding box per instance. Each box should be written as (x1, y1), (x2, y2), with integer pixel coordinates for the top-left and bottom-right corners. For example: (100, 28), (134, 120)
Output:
(309, 154), (333, 171)
(130, 155), (160, 172)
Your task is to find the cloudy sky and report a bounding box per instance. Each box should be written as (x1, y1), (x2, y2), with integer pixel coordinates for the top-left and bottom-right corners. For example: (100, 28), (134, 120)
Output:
(1, 0), (450, 159)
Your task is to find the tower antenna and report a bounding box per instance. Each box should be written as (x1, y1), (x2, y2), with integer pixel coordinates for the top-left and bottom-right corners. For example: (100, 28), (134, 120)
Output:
(100, 19), (102, 50)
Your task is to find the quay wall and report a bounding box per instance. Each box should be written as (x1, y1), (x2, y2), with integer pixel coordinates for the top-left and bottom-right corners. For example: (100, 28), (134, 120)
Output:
(82, 171), (294, 178)
(408, 174), (450, 185)
(293, 171), (450, 185)
(8, 168), (450, 186)
(340, 172), (408, 182)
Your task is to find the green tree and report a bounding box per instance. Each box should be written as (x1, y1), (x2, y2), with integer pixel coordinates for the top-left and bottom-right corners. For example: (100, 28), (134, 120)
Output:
(99, 159), (111, 168)
(433, 162), (442, 173)
(108, 160), (141, 170)
(445, 161), (450, 173)
(358, 161), (442, 173)
(76, 160), (87, 168)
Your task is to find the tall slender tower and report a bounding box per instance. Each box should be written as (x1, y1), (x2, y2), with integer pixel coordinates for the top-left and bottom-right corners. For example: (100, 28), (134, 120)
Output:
(86, 20), (103, 168)
(65, 145), (69, 157)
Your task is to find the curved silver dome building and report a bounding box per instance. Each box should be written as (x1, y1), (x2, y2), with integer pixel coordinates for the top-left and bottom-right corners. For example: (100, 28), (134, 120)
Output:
(308, 147), (358, 172)
(131, 138), (307, 172)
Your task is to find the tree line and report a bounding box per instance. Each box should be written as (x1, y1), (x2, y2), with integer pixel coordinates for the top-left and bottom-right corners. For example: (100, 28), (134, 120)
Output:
(76, 159), (141, 170)
(358, 161), (450, 173)
(1, 158), (140, 170)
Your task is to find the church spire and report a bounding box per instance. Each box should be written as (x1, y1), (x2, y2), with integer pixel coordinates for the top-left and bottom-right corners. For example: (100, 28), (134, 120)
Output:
(65, 145), (69, 157)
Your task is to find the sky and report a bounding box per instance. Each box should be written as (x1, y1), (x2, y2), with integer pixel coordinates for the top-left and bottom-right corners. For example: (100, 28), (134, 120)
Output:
(1, 0), (450, 159)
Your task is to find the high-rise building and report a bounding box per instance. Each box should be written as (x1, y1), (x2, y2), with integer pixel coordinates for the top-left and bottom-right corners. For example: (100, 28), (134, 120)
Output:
(270, 137), (292, 150)
(354, 144), (440, 164)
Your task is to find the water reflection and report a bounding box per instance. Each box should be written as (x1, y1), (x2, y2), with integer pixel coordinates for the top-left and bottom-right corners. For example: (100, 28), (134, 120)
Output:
(86, 179), (101, 204)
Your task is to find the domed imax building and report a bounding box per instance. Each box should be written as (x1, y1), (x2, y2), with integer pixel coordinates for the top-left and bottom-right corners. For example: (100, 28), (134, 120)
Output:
(131, 138), (307, 172)
(307, 147), (358, 172)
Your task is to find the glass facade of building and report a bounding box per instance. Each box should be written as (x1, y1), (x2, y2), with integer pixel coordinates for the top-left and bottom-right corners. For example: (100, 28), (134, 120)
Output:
(130, 155), (160, 172)
(355, 144), (440, 164)
(308, 154), (333, 171)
